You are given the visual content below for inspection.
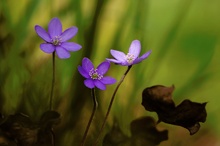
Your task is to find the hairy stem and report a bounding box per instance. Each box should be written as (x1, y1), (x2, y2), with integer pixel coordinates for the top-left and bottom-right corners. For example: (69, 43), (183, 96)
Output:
(50, 129), (55, 146)
(49, 52), (55, 110)
(93, 65), (132, 145)
(81, 88), (98, 146)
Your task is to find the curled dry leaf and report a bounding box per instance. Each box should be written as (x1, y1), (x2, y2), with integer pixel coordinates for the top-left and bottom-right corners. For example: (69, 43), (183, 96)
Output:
(142, 85), (207, 135)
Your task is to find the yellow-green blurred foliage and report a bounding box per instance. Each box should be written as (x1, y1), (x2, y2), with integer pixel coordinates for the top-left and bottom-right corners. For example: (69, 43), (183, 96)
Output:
(0, 0), (220, 145)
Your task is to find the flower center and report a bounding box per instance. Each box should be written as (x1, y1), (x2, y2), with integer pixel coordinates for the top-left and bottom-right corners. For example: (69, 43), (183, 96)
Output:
(52, 36), (62, 46)
(126, 53), (135, 64)
(89, 68), (103, 80)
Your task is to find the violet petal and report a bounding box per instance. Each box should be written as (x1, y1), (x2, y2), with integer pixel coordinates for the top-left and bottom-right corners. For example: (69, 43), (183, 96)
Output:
(78, 66), (90, 78)
(82, 58), (94, 73)
(55, 46), (70, 59)
(61, 26), (78, 42)
(35, 25), (51, 42)
(100, 76), (116, 84)
(84, 79), (95, 89)
(110, 50), (126, 62)
(106, 58), (122, 64)
(40, 43), (55, 53)
(128, 40), (141, 58)
(48, 18), (62, 38)
(61, 42), (82, 52)
(133, 50), (152, 64)
(119, 61), (131, 66)
(94, 80), (106, 90)
(97, 61), (110, 75)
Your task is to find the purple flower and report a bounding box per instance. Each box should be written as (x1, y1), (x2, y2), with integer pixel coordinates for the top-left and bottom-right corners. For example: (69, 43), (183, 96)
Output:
(78, 58), (116, 90)
(35, 17), (82, 59)
(106, 40), (151, 66)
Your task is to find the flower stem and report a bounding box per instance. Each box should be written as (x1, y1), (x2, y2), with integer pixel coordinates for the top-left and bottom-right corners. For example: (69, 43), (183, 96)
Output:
(93, 65), (132, 146)
(81, 88), (98, 146)
(50, 52), (55, 110)
(50, 129), (55, 146)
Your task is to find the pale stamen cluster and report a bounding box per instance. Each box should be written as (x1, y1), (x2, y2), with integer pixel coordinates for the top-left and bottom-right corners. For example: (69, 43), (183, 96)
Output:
(52, 36), (62, 46)
(125, 53), (135, 64)
(89, 68), (103, 80)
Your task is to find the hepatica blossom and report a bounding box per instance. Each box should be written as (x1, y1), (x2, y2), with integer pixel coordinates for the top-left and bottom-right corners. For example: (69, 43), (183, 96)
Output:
(35, 17), (82, 59)
(78, 58), (116, 90)
(106, 40), (151, 66)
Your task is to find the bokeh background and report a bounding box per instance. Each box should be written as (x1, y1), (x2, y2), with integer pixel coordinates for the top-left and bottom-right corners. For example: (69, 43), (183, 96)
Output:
(0, 0), (220, 145)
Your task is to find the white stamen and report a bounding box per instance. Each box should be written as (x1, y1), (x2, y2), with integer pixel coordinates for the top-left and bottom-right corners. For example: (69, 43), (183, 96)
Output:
(126, 53), (135, 64)
(52, 36), (62, 46)
(89, 68), (103, 80)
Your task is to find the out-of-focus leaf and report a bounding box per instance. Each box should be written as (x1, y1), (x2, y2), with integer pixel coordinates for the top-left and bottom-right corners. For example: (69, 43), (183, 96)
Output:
(130, 116), (168, 146)
(0, 113), (38, 146)
(0, 111), (61, 146)
(39, 110), (61, 130)
(0, 113), (4, 124)
(103, 121), (129, 146)
(142, 85), (207, 135)
(103, 116), (168, 146)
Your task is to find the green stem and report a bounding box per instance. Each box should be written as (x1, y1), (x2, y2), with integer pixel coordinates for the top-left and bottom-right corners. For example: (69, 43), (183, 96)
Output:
(81, 88), (98, 146)
(93, 65), (132, 146)
(50, 52), (55, 110)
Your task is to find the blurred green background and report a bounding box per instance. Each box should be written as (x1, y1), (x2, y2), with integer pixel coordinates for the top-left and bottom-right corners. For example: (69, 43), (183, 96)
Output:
(0, 0), (220, 145)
